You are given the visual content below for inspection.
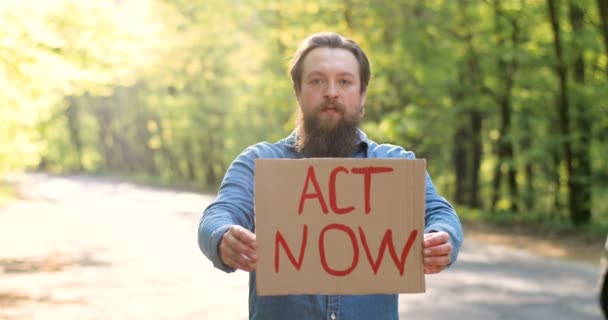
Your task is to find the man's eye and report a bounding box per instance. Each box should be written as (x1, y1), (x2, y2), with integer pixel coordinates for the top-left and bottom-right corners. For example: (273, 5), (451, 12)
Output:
(339, 79), (352, 86)
(310, 79), (322, 85)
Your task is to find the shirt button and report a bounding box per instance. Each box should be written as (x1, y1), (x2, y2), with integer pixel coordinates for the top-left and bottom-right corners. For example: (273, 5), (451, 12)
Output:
(331, 313), (336, 320)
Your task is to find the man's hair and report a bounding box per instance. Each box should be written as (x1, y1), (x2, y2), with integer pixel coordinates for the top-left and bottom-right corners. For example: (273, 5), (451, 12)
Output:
(290, 32), (370, 94)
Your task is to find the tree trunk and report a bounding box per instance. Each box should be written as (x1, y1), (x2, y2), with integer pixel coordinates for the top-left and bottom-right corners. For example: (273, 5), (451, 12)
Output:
(568, 1), (592, 225)
(598, 0), (608, 74)
(491, 93), (519, 212)
(453, 126), (469, 205)
(490, 0), (520, 212)
(524, 159), (534, 210)
(112, 130), (133, 172)
(452, 70), (482, 209)
(456, 0), (484, 209)
(92, 103), (114, 170)
(65, 97), (84, 171)
(547, 0), (577, 223)
(490, 154), (503, 211)
(470, 110), (482, 208)
(134, 114), (157, 175)
(552, 152), (562, 215)
(521, 114), (535, 211)
(153, 114), (182, 179)
(184, 138), (196, 181)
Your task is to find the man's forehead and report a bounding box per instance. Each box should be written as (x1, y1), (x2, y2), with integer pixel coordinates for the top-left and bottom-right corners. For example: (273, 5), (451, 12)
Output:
(302, 47), (359, 74)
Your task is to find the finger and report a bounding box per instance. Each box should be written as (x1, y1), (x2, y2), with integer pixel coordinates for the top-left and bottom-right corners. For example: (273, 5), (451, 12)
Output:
(233, 253), (257, 272)
(424, 255), (451, 267)
(219, 230), (257, 271)
(230, 226), (258, 250)
(423, 243), (452, 257)
(223, 231), (258, 261)
(424, 265), (443, 274)
(220, 239), (257, 271)
(423, 231), (449, 248)
(223, 254), (257, 272)
(227, 231), (258, 258)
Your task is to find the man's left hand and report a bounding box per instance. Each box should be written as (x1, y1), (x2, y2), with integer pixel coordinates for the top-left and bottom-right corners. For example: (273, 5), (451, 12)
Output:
(423, 231), (452, 274)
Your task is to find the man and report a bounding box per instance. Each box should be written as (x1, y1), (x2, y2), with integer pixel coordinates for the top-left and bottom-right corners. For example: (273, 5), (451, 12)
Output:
(599, 235), (608, 318)
(198, 32), (463, 320)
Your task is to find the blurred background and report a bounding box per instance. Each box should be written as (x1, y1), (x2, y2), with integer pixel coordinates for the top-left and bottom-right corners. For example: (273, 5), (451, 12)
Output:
(2, 0), (607, 226)
(0, 0), (607, 319)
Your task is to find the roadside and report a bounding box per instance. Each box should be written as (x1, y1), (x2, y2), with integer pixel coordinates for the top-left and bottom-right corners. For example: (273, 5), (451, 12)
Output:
(463, 219), (604, 267)
(0, 180), (16, 208)
(1, 175), (603, 267)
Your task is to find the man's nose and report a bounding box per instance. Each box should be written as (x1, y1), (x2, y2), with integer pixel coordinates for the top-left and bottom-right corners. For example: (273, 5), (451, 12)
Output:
(324, 82), (338, 100)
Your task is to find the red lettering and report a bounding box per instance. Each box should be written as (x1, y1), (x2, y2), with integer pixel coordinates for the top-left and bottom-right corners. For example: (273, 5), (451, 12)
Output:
(351, 166), (394, 214)
(274, 224), (308, 272)
(359, 228), (418, 275)
(319, 224), (359, 276)
(298, 166), (328, 215)
(329, 167), (355, 214)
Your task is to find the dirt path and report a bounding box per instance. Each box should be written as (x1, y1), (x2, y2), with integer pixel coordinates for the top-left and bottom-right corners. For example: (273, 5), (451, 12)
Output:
(0, 174), (603, 319)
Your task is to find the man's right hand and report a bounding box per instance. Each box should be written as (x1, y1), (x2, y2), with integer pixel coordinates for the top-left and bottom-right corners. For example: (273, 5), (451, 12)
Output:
(219, 225), (258, 272)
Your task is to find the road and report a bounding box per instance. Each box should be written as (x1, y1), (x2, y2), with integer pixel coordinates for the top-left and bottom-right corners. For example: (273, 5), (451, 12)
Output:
(0, 174), (603, 319)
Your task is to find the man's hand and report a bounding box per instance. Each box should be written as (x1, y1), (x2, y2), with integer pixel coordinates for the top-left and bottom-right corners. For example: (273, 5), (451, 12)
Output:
(423, 231), (452, 274)
(219, 225), (258, 272)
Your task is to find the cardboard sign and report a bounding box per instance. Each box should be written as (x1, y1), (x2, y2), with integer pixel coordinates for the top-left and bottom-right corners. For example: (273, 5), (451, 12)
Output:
(254, 158), (426, 296)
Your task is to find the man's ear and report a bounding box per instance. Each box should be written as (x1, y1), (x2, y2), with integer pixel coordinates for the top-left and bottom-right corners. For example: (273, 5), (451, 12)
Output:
(360, 87), (368, 116)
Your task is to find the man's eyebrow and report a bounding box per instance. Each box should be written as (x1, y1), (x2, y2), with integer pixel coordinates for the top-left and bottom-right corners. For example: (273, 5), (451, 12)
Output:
(304, 71), (356, 77)
(304, 71), (323, 78)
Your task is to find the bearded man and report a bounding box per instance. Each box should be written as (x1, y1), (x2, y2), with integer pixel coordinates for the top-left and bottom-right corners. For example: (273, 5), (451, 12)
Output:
(198, 32), (463, 320)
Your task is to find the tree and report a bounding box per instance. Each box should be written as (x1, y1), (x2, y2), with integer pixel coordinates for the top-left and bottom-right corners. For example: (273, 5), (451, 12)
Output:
(567, 0), (592, 225)
(489, 0), (523, 213)
(546, 0), (591, 225)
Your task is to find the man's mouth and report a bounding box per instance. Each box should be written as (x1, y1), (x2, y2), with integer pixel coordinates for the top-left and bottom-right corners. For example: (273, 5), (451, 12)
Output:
(321, 103), (341, 113)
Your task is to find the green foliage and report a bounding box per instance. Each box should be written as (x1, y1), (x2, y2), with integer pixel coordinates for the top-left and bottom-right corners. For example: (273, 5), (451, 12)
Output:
(0, 0), (155, 173)
(1, 0), (607, 227)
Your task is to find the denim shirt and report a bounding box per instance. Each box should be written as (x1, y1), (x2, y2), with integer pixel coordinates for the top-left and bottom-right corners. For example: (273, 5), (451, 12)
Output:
(198, 130), (463, 320)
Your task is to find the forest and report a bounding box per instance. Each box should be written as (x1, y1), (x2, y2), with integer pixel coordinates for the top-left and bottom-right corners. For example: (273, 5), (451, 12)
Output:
(2, 0), (607, 227)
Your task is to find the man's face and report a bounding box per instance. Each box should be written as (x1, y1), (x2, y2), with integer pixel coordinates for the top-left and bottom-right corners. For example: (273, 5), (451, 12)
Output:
(296, 47), (367, 129)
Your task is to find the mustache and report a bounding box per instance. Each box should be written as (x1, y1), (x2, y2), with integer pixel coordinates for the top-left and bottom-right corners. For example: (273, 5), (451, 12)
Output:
(320, 100), (345, 112)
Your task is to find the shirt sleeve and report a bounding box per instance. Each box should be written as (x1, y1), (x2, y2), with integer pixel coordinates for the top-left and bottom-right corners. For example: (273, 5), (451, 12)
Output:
(423, 171), (463, 267)
(198, 147), (257, 272)
(392, 146), (464, 267)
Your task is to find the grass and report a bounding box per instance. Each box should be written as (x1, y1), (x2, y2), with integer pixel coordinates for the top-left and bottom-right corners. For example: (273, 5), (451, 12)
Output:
(457, 205), (607, 266)
(458, 205), (608, 235)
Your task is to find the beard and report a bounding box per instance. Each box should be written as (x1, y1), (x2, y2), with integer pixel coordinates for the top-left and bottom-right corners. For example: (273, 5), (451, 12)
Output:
(295, 102), (362, 158)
